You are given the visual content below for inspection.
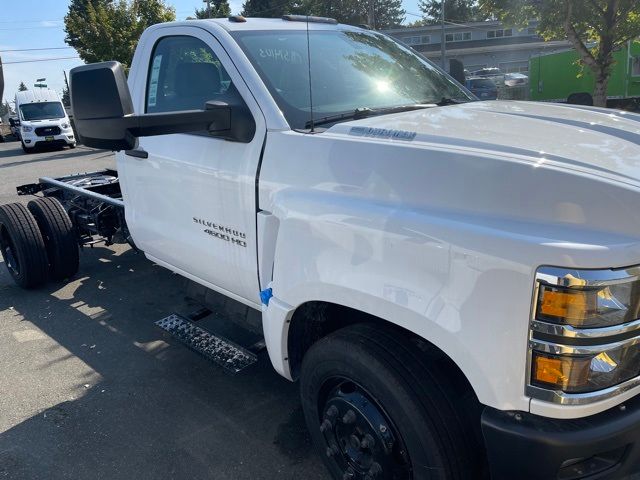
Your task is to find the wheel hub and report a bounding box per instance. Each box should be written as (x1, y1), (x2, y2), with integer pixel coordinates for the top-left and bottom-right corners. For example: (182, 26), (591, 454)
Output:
(0, 233), (19, 276)
(320, 381), (411, 480)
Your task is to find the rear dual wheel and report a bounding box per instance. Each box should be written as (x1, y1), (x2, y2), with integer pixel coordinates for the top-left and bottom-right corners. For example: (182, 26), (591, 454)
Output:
(0, 203), (48, 288)
(27, 197), (79, 282)
(301, 324), (485, 480)
(0, 198), (79, 288)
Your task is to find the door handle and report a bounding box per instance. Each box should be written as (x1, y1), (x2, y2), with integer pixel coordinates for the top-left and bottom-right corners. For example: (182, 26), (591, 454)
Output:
(125, 149), (148, 159)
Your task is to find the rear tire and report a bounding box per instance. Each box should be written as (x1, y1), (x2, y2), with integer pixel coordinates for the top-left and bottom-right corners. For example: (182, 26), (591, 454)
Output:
(27, 197), (79, 281)
(300, 324), (485, 480)
(0, 203), (49, 288)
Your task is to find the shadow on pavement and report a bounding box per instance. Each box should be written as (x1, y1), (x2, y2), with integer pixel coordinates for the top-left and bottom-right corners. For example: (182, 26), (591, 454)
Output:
(0, 147), (111, 169)
(0, 246), (326, 480)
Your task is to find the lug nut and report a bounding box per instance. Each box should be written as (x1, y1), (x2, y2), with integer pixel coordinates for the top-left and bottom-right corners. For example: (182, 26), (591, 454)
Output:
(320, 419), (333, 433)
(361, 434), (375, 449)
(326, 405), (339, 418)
(326, 444), (339, 457)
(342, 409), (357, 425)
(349, 434), (361, 449)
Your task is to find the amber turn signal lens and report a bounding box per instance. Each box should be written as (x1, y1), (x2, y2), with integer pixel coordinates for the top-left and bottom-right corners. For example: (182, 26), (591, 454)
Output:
(532, 352), (591, 391)
(538, 288), (596, 322)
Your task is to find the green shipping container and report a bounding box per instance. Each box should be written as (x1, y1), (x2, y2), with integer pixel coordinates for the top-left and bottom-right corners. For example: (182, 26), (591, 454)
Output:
(529, 41), (640, 104)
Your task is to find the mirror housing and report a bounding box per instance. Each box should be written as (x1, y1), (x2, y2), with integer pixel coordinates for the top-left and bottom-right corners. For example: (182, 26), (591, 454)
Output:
(70, 61), (254, 150)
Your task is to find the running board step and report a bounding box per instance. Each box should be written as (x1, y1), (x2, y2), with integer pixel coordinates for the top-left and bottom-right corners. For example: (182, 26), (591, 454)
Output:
(156, 314), (257, 374)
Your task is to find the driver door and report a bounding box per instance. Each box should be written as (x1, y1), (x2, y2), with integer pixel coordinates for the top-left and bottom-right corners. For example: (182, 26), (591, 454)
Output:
(118, 26), (266, 307)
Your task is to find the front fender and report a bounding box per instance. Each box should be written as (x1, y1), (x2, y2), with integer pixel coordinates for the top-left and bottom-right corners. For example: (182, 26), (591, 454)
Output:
(264, 188), (534, 412)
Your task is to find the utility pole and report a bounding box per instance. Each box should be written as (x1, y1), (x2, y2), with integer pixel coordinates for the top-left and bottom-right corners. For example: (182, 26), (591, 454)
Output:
(368, 0), (376, 30)
(440, 0), (446, 70)
(204, 0), (211, 18)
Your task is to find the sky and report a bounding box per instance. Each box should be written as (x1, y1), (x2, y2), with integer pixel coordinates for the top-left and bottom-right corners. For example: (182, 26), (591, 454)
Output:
(0, 0), (422, 108)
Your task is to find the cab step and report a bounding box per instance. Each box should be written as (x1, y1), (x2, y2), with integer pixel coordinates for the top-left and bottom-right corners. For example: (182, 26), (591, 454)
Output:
(155, 313), (257, 373)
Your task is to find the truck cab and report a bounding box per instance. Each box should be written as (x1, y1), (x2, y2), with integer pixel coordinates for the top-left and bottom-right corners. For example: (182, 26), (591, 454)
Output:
(3, 17), (640, 480)
(15, 89), (76, 153)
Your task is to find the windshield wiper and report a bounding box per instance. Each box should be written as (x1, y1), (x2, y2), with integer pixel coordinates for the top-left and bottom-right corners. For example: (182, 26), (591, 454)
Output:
(304, 104), (432, 129)
(434, 97), (468, 106)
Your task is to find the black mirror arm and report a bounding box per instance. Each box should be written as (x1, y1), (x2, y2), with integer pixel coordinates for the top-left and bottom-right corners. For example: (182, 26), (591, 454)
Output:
(126, 107), (231, 138)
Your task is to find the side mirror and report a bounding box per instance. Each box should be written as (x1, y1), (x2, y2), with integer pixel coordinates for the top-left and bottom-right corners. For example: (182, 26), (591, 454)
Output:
(70, 61), (253, 151)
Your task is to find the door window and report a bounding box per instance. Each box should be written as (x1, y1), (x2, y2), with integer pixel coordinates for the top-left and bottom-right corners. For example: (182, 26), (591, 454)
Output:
(146, 35), (238, 113)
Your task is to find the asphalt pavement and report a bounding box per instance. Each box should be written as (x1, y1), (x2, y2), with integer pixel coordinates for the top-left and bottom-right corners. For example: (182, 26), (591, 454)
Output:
(0, 139), (327, 480)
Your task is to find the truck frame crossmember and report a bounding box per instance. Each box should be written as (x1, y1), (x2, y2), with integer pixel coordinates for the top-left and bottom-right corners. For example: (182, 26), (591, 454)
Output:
(17, 169), (130, 248)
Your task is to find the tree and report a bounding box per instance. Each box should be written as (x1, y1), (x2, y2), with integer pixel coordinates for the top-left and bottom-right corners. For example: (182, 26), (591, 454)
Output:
(480, 0), (640, 107)
(18, 82), (28, 92)
(419, 0), (485, 23)
(241, 0), (295, 17)
(0, 101), (11, 117)
(61, 71), (71, 107)
(195, 1), (231, 18)
(277, 0), (406, 29)
(64, 0), (176, 69)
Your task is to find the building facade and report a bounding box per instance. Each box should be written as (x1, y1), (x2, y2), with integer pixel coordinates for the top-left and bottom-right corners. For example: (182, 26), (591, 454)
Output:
(384, 20), (571, 75)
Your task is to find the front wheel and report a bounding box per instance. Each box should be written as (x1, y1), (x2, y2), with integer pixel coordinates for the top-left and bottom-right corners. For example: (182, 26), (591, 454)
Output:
(300, 324), (485, 480)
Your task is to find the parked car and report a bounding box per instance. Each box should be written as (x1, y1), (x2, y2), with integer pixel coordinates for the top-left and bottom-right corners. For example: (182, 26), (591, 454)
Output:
(466, 77), (498, 100)
(504, 72), (529, 87)
(470, 67), (503, 78)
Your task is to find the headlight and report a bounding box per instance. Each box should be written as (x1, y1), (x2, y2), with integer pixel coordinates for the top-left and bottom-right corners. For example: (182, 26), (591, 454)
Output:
(22, 126), (33, 132)
(528, 266), (640, 403)
(61, 123), (70, 129)
(536, 277), (640, 329)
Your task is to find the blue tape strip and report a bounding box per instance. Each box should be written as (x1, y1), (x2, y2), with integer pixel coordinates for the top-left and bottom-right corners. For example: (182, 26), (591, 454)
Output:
(260, 288), (273, 306)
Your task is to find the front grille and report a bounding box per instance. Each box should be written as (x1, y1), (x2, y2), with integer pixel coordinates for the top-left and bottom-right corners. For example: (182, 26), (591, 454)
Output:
(35, 126), (61, 136)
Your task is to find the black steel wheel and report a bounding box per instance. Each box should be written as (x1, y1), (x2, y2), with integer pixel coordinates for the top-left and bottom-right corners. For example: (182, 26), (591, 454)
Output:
(0, 203), (49, 288)
(301, 324), (486, 480)
(319, 378), (412, 480)
(28, 197), (79, 281)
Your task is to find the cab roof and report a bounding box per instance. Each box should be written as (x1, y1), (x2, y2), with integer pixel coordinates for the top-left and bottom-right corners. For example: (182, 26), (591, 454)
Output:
(175, 17), (365, 33)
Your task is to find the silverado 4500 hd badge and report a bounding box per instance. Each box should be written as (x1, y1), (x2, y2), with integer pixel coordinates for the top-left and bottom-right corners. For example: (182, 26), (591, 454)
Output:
(349, 126), (417, 141)
(193, 217), (247, 248)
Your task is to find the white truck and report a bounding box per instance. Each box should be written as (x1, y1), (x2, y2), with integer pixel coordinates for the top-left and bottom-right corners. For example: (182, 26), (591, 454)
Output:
(1, 16), (640, 480)
(14, 88), (76, 153)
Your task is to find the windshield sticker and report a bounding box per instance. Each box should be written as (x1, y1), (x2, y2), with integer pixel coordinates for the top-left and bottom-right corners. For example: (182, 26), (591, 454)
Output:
(259, 48), (303, 64)
(349, 127), (417, 141)
(148, 54), (162, 107)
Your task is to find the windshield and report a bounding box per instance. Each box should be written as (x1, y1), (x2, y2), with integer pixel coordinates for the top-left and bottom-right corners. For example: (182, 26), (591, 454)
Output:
(20, 101), (65, 121)
(232, 29), (473, 129)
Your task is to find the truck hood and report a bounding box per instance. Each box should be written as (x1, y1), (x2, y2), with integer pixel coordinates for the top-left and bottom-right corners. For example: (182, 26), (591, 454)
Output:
(22, 119), (66, 127)
(329, 100), (640, 187)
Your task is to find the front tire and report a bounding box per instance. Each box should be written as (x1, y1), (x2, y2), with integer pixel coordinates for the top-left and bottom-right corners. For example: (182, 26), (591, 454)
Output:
(300, 324), (485, 480)
(0, 203), (49, 288)
(27, 197), (79, 281)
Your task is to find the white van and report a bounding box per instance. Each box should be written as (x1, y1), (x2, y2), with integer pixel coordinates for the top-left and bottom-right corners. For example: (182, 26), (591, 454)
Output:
(15, 89), (76, 153)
